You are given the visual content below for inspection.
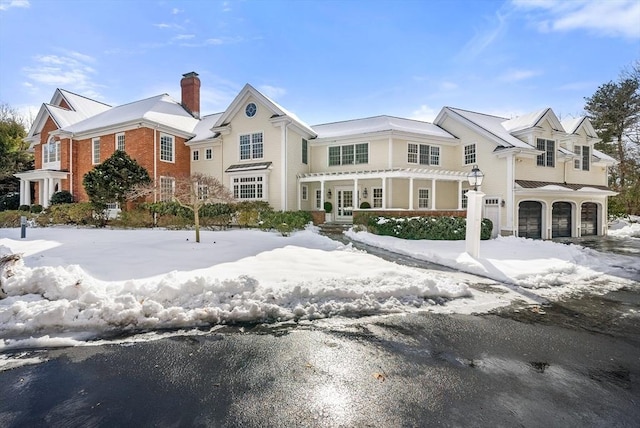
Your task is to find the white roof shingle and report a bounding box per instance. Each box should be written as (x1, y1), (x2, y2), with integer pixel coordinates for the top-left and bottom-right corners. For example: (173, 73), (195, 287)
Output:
(312, 115), (456, 140)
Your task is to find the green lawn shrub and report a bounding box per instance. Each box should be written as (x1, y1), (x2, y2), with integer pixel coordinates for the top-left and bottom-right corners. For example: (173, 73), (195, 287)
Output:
(366, 215), (493, 240)
(259, 211), (313, 235)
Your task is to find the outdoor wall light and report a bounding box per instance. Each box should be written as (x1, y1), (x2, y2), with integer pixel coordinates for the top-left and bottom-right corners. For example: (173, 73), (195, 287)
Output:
(363, 188), (368, 198)
(327, 189), (332, 199)
(467, 165), (484, 191)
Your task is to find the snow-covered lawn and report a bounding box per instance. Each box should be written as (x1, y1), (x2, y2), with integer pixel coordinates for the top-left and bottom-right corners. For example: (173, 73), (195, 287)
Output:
(0, 223), (638, 355)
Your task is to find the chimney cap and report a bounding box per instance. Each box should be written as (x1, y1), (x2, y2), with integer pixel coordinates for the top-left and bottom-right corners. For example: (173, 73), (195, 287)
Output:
(182, 71), (199, 79)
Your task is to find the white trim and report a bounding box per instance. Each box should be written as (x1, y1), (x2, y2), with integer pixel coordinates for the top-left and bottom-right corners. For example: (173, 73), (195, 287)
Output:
(239, 130), (264, 161)
(92, 137), (100, 164)
(115, 132), (125, 151)
(160, 133), (175, 163)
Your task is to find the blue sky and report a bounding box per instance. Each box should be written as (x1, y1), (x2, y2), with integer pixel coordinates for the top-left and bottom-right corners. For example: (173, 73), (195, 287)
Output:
(0, 0), (638, 126)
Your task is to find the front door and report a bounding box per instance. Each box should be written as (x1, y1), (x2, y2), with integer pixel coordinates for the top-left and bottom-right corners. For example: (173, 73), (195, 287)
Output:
(336, 187), (353, 222)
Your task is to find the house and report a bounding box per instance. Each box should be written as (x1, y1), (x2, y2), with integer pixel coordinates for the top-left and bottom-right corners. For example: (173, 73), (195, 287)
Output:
(17, 72), (617, 239)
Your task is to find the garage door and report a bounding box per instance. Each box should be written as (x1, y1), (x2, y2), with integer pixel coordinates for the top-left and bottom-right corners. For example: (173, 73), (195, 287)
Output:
(552, 202), (572, 238)
(581, 202), (598, 236)
(518, 201), (542, 239)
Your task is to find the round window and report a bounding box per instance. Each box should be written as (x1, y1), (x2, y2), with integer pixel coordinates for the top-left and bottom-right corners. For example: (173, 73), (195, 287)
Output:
(245, 102), (257, 117)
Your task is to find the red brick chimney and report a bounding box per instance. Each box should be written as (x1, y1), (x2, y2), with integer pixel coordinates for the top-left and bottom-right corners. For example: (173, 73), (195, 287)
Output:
(181, 71), (201, 119)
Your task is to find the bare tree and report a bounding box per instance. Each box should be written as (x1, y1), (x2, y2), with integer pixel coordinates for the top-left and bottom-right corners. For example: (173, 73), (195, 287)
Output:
(128, 173), (234, 243)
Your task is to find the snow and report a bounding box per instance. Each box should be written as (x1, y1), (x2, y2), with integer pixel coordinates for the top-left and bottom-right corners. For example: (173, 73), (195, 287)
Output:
(345, 228), (639, 296)
(0, 224), (638, 362)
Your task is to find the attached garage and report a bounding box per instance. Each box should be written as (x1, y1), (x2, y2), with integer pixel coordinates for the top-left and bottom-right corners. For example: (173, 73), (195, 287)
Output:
(552, 202), (572, 238)
(581, 202), (598, 236)
(518, 201), (542, 239)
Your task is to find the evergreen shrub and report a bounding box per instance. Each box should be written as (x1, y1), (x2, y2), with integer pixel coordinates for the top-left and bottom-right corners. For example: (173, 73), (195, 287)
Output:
(367, 215), (493, 240)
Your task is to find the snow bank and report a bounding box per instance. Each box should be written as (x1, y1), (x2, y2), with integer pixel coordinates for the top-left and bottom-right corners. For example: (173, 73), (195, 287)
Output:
(345, 230), (639, 295)
(0, 228), (470, 350)
(608, 220), (640, 238)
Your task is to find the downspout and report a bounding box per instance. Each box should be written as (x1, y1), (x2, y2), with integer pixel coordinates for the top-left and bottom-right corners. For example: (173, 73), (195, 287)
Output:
(153, 125), (158, 202)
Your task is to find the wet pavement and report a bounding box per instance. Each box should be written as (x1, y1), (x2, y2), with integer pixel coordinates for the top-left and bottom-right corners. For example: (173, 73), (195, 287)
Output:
(1, 232), (639, 427)
(1, 297), (638, 427)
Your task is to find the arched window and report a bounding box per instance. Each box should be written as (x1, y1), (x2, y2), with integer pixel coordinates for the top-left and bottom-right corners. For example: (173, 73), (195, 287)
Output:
(43, 136), (61, 164)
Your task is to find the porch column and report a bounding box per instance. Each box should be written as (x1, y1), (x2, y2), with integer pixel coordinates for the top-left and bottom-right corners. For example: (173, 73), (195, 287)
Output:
(353, 178), (358, 208)
(431, 179), (436, 210)
(320, 180), (325, 208)
(381, 177), (387, 209)
(457, 181), (463, 210)
(39, 179), (46, 207)
(297, 182), (301, 211)
(408, 178), (414, 210)
(19, 179), (27, 205)
(47, 178), (56, 207)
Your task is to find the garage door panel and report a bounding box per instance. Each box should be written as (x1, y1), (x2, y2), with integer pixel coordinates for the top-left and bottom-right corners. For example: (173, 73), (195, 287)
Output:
(581, 203), (598, 236)
(552, 202), (572, 238)
(519, 201), (542, 239)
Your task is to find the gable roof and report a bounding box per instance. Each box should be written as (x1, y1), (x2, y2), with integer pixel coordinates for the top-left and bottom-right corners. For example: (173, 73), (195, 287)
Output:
(561, 116), (599, 139)
(213, 83), (316, 137)
(435, 107), (533, 149)
(501, 108), (563, 133)
(27, 89), (112, 142)
(312, 115), (457, 140)
(53, 89), (111, 118)
(59, 94), (199, 137)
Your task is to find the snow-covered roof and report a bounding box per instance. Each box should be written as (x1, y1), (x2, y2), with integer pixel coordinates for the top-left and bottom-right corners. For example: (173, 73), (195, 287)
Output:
(44, 104), (86, 129)
(593, 148), (617, 164)
(189, 112), (224, 143)
(501, 108), (555, 133)
(312, 115), (457, 140)
(438, 107), (533, 149)
(55, 89), (111, 118)
(61, 94), (199, 136)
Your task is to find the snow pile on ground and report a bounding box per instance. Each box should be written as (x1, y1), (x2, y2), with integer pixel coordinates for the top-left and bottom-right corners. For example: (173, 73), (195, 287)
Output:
(609, 217), (640, 238)
(346, 228), (639, 295)
(0, 227), (470, 350)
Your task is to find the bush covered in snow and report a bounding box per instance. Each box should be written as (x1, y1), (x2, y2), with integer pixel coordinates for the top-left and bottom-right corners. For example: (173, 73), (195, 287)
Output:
(366, 215), (493, 240)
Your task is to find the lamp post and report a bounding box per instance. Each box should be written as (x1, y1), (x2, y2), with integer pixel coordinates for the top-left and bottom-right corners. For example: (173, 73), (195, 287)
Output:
(465, 165), (485, 258)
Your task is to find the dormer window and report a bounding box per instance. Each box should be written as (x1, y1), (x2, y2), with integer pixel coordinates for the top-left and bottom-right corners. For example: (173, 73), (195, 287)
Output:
(574, 145), (590, 171)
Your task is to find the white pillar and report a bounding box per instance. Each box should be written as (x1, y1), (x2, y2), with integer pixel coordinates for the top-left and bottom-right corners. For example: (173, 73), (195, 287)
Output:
(382, 178), (387, 209)
(39, 179), (46, 207)
(47, 178), (56, 207)
(19, 180), (26, 205)
(431, 179), (436, 210)
(353, 178), (358, 208)
(457, 181), (463, 210)
(297, 182), (301, 211)
(24, 180), (31, 206)
(465, 190), (485, 258)
(408, 178), (414, 210)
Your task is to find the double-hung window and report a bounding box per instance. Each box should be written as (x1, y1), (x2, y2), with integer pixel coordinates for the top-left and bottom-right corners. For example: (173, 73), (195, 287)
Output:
(193, 150), (200, 161)
(92, 138), (101, 164)
(198, 184), (208, 200)
(160, 133), (174, 162)
(574, 145), (590, 171)
(408, 143), (440, 166)
(315, 189), (322, 209)
(116, 133), (125, 151)
(372, 188), (383, 208)
(302, 138), (308, 164)
(302, 185), (308, 201)
(418, 189), (430, 209)
(205, 148), (213, 160)
(328, 143), (368, 166)
(464, 144), (476, 165)
(461, 189), (469, 209)
(160, 176), (175, 201)
(233, 175), (264, 199)
(240, 132), (264, 160)
(536, 138), (555, 167)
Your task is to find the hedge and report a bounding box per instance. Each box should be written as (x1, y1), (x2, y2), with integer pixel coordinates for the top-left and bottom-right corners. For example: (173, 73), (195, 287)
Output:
(366, 215), (493, 240)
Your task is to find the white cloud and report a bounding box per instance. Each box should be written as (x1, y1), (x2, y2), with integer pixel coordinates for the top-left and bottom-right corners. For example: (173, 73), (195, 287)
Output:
(23, 51), (104, 100)
(154, 22), (184, 30)
(458, 11), (508, 59)
(512, 0), (640, 39)
(171, 7), (182, 14)
(174, 34), (195, 40)
(222, 1), (232, 12)
(0, 0), (29, 11)
(499, 68), (541, 82)
(410, 105), (438, 122)
(259, 85), (286, 100)
(440, 81), (459, 91)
